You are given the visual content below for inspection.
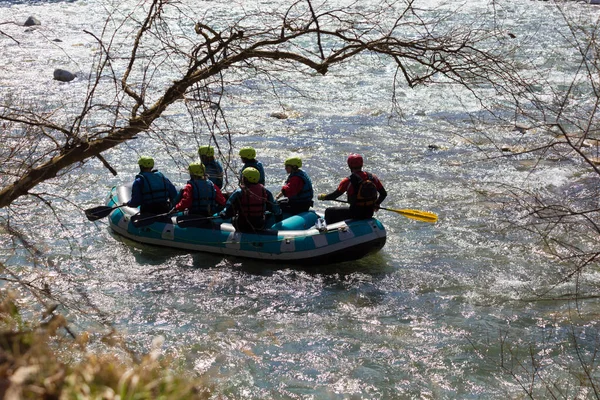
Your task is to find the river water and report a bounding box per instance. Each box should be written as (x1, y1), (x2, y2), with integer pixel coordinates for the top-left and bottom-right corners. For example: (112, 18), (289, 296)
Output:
(2, 0), (600, 398)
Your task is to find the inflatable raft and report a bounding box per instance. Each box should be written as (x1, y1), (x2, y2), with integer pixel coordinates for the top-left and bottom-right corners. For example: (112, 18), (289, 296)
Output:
(104, 185), (386, 264)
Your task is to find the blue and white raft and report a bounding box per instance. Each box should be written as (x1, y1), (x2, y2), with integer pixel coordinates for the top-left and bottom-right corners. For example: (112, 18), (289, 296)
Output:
(105, 185), (386, 264)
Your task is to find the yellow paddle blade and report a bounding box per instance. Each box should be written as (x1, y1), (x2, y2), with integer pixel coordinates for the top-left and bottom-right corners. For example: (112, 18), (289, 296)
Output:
(385, 207), (438, 223)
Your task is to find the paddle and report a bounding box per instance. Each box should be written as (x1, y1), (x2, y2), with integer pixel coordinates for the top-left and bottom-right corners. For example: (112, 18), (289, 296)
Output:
(85, 204), (126, 221)
(131, 212), (175, 228)
(328, 199), (438, 223)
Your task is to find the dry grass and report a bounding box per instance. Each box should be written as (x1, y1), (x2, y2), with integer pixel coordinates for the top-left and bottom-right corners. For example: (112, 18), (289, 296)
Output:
(0, 290), (212, 399)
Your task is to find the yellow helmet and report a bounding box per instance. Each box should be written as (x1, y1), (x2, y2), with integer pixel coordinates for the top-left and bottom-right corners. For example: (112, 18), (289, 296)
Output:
(242, 167), (260, 184)
(138, 156), (154, 169)
(284, 157), (302, 168)
(198, 145), (214, 157)
(188, 162), (205, 176)
(239, 147), (256, 159)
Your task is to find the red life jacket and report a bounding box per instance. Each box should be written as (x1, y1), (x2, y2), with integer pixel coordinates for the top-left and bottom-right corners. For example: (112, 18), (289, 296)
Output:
(238, 183), (267, 217)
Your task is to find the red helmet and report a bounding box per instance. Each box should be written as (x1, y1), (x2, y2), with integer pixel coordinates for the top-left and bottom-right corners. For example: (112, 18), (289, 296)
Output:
(347, 153), (363, 169)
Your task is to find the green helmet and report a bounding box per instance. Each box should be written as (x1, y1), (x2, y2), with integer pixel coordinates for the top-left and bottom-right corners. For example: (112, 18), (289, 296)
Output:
(242, 167), (260, 184)
(198, 145), (214, 157)
(188, 162), (205, 176)
(138, 156), (154, 169)
(284, 157), (302, 168)
(239, 147), (256, 159)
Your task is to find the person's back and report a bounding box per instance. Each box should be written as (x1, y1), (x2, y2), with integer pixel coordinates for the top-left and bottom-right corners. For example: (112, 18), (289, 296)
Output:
(188, 178), (217, 216)
(128, 156), (177, 214)
(219, 167), (281, 232)
(317, 153), (386, 224)
(204, 160), (224, 189)
(198, 145), (224, 189)
(236, 182), (268, 230)
(174, 162), (226, 217)
(278, 157), (314, 215)
(238, 147), (265, 185)
(347, 170), (380, 219)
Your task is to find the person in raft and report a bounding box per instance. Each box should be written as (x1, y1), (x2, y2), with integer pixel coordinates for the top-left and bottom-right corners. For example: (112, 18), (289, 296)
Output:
(317, 153), (387, 224)
(197, 145), (224, 189)
(172, 162), (226, 216)
(238, 147), (265, 185)
(127, 156), (178, 214)
(218, 167), (282, 232)
(275, 157), (314, 215)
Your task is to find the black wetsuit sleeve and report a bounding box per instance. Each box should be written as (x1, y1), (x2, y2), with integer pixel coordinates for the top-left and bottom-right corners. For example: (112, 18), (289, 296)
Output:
(376, 187), (387, 205)
(322, 190), (344, 201)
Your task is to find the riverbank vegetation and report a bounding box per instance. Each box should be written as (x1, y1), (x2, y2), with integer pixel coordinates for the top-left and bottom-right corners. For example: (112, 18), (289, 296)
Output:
(0, 290), (210, 398)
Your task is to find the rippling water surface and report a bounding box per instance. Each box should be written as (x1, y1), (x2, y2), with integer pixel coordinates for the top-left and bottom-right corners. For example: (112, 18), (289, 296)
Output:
(2, 0), (600, 398)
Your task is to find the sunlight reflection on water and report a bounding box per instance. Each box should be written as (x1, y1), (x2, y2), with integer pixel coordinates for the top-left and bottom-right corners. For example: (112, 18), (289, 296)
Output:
(3, 0), (600, 397)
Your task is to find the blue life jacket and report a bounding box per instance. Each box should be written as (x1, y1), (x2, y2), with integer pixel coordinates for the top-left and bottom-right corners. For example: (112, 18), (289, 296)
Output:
(240, 160), (265, 185)
(204, 160), (224, 189)
(285, 169), (314, 203)
(137, 171), (170, 205)
(189, 178), (216, 214)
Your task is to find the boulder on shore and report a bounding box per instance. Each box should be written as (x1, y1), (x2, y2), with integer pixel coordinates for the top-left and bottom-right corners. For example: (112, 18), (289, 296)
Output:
(53, 69), (76, 82)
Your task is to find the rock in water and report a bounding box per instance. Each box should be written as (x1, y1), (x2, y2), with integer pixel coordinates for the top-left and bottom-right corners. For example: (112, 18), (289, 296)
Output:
(53, 69), (76, 82)
(24, 17), (41, 26)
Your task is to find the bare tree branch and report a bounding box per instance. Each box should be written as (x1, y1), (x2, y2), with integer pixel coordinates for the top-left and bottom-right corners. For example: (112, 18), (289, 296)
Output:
(0, 0), (520, 210)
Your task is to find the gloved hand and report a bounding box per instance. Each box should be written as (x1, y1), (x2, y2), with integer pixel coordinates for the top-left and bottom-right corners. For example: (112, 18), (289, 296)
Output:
(317, 194), (327, 201)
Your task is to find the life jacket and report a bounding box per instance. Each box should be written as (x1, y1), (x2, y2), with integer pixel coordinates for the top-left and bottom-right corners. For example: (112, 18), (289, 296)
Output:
(137, 171), (170, 205)
(189, 178), (216, 214)
(204, 160), (224, 189)
(237, 183), (267, 217)
(349, 172), (378, 207)
(240, 160), (265, 185)
(285, 170), (314, 203)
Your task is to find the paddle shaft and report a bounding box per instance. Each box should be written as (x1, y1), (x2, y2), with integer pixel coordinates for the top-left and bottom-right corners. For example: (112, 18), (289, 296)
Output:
(131, 212), (173, 228)
(132, 212), (219, 228)
(328, 199), (438, 223)
(331, 198), (390, 211)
